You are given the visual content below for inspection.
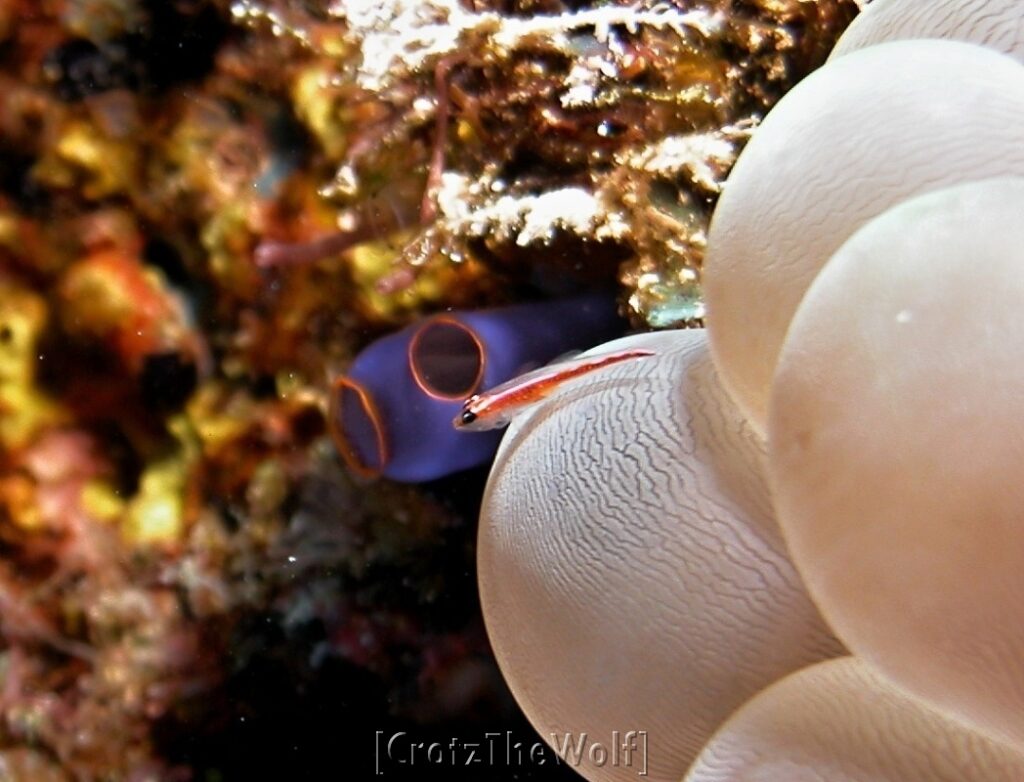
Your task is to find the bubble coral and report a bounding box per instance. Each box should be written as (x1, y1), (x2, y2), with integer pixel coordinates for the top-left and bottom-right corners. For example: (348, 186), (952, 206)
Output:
(829, 0), (1024, 59)
(685, 657), (1024, 782)
(769, 177), (1024, 750)
(475, 2), (1024, 781)
(329, 294), (622, 482)
(703, 38), (1024, 435)
(478, 330), (843, 782)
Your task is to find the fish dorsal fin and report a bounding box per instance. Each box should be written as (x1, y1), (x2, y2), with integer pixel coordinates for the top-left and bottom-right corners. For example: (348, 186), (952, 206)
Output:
(509, 350), (582, 379)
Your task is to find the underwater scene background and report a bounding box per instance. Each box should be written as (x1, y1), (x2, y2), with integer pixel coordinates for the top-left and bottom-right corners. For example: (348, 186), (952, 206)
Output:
(0, 0), (857, 778)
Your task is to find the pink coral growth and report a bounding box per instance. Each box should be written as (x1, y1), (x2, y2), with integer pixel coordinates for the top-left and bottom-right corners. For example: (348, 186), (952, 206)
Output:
(0, 428), (219, 779)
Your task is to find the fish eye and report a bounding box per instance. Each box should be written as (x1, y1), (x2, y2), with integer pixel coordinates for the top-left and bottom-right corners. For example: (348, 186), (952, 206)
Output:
(460, 410), (477, 425)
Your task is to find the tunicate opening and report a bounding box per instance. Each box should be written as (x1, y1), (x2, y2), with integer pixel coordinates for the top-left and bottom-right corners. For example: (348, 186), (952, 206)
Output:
(328, 376), (388, 478)
(408, 316), (485, 399)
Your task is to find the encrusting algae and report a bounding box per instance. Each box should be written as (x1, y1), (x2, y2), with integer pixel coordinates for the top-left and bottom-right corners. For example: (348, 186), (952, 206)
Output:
(0, 0), (859, 778)
(236, 0), (859, 326)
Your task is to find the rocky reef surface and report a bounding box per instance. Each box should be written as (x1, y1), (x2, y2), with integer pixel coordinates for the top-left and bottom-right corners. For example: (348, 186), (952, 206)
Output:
(0, 1), (857, 778)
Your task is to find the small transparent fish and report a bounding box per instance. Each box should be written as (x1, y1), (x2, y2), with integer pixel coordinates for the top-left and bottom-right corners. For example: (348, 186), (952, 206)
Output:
(453, 348), (656, 431)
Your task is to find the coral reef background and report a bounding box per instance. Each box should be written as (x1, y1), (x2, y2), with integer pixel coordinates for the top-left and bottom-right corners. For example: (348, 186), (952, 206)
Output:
(0, 0), (856, 778)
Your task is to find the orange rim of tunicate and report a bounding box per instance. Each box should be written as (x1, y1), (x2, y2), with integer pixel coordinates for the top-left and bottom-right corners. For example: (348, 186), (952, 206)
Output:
(328, 375), (389, 479)
(407, 315), (486, 400)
